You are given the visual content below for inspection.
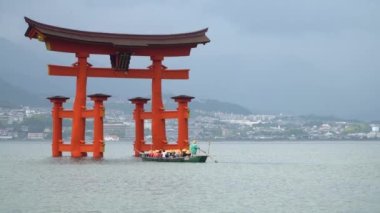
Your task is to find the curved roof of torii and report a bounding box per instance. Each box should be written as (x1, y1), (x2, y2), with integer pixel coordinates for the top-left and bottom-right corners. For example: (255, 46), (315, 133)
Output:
(24, 17), (210, 51)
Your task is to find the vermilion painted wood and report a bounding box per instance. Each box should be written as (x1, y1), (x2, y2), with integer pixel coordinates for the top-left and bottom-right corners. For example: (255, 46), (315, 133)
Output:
(25, 17), (209, 158)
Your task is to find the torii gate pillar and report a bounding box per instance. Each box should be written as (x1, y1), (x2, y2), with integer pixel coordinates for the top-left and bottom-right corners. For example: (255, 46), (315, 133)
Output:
(47, 96), (69, 157)
(129, 97), (150, 157)
(172, 95), (194, 150)
(151, 56), (167, 149)
(71, 53), (90, 158)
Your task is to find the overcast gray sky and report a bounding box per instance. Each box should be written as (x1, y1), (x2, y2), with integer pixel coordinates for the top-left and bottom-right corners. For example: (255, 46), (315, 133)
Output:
(0, 0), (379, 120)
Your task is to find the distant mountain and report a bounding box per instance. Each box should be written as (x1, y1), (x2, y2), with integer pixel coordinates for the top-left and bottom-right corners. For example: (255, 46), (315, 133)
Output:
(0, 38), (74, 96)
(160, 94), (251, 114)
(190, 99), (251, 115)
(106, 96), (251, 115)
(0, 77), (46, 107)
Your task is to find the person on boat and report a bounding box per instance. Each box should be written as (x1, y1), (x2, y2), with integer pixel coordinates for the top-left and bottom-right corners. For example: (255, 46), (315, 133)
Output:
(162, 150), (167, 158)
(190, 140), (200, 156)
(154, 150), (161, 158)
(175, 150), (181, 158)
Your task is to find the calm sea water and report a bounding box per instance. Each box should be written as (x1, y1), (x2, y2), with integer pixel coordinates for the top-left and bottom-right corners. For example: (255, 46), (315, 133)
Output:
(0, 141), (379, 213)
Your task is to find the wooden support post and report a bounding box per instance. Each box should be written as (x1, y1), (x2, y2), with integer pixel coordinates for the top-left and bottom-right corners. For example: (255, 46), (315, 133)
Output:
(88, 94), (111, 159)
(129, 97), (150, 157)
(47, 96), (69, 157)
(71, 52), (89, 158)
(172, 95), (194, 150)
(150, 56), (167, 150)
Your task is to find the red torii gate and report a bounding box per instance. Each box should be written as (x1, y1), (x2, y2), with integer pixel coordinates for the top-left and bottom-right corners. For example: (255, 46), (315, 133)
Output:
(24, 17), (209, 158)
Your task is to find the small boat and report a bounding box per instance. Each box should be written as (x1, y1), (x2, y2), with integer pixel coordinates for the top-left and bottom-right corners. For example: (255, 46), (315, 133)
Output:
(141, 154), (208, 163)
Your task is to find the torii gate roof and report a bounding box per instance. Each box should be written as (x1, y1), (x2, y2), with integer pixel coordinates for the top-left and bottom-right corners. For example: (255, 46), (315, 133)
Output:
(24, 17), (210, 56)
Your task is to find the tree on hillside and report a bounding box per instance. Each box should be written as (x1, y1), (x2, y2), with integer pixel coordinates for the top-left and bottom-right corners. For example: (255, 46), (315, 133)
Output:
(22, 114), (51, 132)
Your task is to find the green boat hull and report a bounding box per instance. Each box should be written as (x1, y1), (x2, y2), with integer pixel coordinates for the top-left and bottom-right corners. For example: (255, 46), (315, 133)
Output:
(141, 155), (207, 163)
(184, 155), (208, 163)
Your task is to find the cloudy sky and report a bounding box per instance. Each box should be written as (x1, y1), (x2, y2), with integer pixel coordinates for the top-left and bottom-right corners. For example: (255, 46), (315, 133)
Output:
(0, 0), (379, 120)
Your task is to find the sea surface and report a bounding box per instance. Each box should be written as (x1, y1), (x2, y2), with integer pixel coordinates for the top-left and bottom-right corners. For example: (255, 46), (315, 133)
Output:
(0, 141), (379, 213)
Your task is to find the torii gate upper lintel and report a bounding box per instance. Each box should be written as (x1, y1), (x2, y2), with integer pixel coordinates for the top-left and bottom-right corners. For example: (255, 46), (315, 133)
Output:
(24, 17), (210, 158)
